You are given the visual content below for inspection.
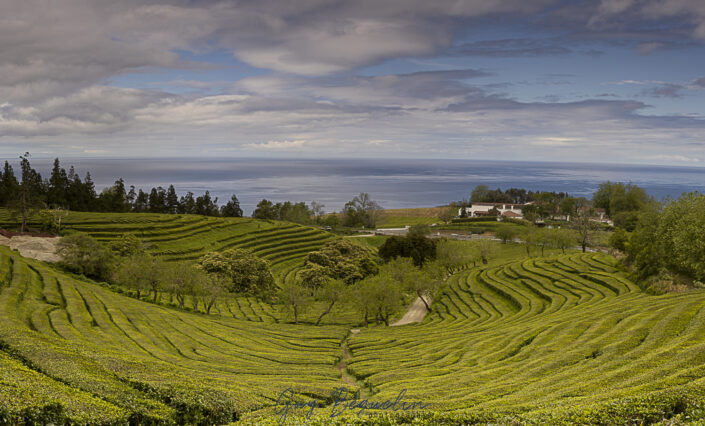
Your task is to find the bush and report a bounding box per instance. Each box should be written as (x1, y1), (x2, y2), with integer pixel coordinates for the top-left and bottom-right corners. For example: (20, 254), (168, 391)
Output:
(299, 239), (378, 286)
(378, 234), (437, 267)
(198, 248), (275, 298)
(55, 234), (114, 280)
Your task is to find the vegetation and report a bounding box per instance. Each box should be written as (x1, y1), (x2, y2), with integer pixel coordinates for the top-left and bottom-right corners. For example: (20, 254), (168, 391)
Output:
(299, 239), (379, 287)
(624, 192), (705, 289)
(198, 248), (276, 298)
(342, 193), (382, 228)
(378, 234), (437, 267)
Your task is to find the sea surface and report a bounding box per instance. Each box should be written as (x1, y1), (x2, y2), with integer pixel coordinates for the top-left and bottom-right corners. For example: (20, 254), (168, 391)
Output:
(7, 158), (705, 215)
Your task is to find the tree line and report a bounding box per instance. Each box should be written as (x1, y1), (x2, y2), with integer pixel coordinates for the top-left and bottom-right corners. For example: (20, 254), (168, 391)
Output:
(0, 154), (244, 232)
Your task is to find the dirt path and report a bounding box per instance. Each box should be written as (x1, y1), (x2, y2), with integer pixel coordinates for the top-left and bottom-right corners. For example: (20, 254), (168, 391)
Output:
(0, 235), (62, 262)
(391, 296), (431, 326)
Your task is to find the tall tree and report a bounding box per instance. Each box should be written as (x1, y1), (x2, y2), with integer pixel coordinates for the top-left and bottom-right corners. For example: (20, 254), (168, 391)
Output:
(220, 194), (243, 217)
(47, 158), (69, 208)
(178, 191), (196, 214)
(278, 281), (313, 324)
(342, 193), (382, 228)
(9, 153), (45, 232)
(314, 279), (347, 325)
(252, 199), (276, 219)
(0, 161), (19, 207)
(166, 185), (179, 214)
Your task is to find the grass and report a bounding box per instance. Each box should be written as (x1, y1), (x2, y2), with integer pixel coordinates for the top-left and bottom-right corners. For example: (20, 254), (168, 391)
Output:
(376, 207), (446, 228)
(0, 247), (348, 423)
(2, 210), (705, 424)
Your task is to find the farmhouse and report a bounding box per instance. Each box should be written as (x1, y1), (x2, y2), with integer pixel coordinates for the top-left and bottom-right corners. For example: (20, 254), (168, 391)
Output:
(458, 202), (527, 219)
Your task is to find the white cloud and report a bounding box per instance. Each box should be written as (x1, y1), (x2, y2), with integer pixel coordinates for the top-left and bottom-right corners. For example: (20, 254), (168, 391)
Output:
(245, 140), (307, 150)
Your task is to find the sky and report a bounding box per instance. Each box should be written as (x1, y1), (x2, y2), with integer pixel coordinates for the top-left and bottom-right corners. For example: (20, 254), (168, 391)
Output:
(1, 0), (705, 166)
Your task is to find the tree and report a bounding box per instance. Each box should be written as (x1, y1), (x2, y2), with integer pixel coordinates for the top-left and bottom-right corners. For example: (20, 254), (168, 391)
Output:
(252, 199), (276, 219)
(200, 273), (229, 314)
(220, 194), (243, 217)
(47, 158), (69, 208)
(470, 185), (489, 202)
(609, 227), (629, 253)
(195, 191), (219, 216)
(314, 279), (347, 325)
(571, 198), (596, 253)
(383, 258), (441, 313)
(165, 262), (208, 310)
(166, 185), (179, 214)
(495, 227), (517, 244)
(593, 181), (649, 218)
(197, 248), (276, 298)
(473, 238), (497, 264)
(148, 187), (167, 213)
(552, 228), (577, 254)
(112, 254), (167, 302)
(9, 153), (45, 232)
(42, 207), (69, 233)
(299, 240), (378, 286)
(98, 179), (129, 212)
(56, 234), (114, 280)
(342, 193), (382, 228)
(0, 161), (19, 207)
(310, 201), (325, 223)
(278, 281), (313, 324)
(378, 234), (437, 267)
(108, 234), (144, 257)
(435, 239), (478, 273)
(353, 274), (402, 327)
(179, 191), (196, 214)
(112, 254), (151, 299)
(522, 228), (540, 257)
(438, 207), (456, 224)
(657, 192), (705, 282)
(522, 203), (539, 222)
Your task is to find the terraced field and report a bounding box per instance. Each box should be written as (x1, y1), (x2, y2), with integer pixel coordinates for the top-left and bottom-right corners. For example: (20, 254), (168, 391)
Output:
(3, 208), (705, 424)
(341, 251), (705, 423)
(0, 209), (335, 281)
(0, 247), (348, 424)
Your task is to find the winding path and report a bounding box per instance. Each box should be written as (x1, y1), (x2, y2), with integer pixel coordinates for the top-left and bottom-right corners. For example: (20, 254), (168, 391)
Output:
(391, 296), (431, 326)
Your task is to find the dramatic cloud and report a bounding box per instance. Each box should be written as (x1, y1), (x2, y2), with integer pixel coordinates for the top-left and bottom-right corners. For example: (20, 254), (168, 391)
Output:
(1, 0), (704, 165)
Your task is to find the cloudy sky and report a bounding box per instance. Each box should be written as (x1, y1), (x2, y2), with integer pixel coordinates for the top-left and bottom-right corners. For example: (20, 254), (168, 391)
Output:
(1, 0), (705, 166)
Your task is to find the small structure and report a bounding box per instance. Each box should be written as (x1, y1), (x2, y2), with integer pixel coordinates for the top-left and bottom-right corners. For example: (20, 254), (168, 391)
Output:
(458, 202), (526, 219)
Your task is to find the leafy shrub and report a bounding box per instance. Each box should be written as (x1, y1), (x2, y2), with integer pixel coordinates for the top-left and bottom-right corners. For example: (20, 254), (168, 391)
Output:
(55, 233), (114, 280)
(198, 248), (275, 297)
(299, 239), (378, 287)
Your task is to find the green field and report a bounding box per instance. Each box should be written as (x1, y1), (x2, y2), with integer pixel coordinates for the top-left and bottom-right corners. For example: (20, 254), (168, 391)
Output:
(2, 211), (705, 424)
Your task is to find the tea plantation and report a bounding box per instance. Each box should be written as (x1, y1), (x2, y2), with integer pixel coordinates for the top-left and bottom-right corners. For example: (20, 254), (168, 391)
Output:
(2, 211), (705, 424)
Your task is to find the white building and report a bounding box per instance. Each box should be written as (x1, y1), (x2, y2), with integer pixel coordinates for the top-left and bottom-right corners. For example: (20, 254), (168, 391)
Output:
(458, 202), (526, 219)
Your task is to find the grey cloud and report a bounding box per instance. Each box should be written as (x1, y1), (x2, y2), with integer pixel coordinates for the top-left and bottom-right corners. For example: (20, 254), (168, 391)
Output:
(643, 83), (685, 98)
(694, 77), (705, 87)
(452, 38), (572, 57)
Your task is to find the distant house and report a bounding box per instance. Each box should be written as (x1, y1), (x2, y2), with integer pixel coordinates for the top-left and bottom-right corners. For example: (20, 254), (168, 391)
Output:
(458, 202), (526, 219)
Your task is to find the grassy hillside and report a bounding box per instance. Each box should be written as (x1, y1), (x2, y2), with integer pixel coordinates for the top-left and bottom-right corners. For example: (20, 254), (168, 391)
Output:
(376, 207), (446, 228)
(0, 209), (336, 281)
(3, 210), (705, 424)
(0, 247), (348, 424)
(341, 249), (705, 424)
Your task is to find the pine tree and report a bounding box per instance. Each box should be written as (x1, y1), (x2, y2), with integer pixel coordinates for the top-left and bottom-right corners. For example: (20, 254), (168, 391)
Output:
(179, 191), (196, 214)
(47, 158), (69, 208)
(166, 185), (179, 214)
(9, 153), (45, 232)
(0, 161), (19, 207)
(220, 194), (243, 217)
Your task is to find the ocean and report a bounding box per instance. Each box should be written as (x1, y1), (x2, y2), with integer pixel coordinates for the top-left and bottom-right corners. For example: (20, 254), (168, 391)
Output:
(5, 158), (705, 215)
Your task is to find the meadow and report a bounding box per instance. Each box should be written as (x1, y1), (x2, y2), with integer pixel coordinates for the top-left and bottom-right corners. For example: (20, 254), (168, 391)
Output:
(1, 210), (705, 424)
